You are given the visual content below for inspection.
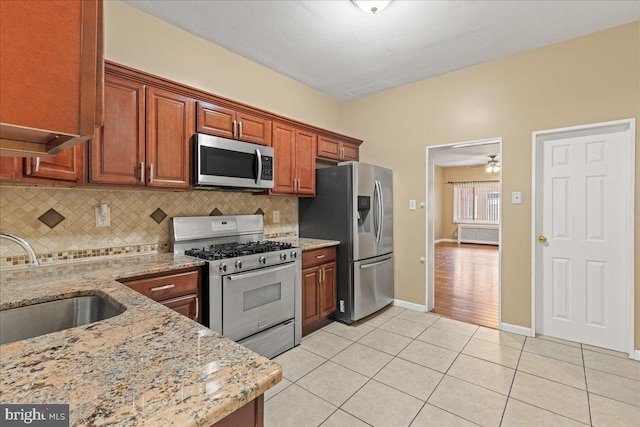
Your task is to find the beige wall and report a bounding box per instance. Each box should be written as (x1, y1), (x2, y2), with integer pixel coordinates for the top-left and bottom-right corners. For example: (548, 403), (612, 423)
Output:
(104, 1), (343, 133)
(435, 166), (501, 240)
(342, 22), (640, 346)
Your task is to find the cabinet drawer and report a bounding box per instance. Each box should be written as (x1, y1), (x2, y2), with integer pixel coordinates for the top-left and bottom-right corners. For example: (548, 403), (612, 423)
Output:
(123, 270), (199, 302)
(302, 247), (336, 268)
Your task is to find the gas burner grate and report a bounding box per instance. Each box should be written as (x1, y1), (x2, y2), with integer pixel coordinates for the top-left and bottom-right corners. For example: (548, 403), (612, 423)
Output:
(185, 241), (293, 260)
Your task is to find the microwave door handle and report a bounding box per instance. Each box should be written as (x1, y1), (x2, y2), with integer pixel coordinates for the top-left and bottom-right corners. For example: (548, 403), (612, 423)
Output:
(255, 148), (262, 186)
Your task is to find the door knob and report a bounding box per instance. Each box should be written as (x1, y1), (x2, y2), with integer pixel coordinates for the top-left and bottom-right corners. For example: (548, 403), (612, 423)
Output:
(538, 235), (547, 243)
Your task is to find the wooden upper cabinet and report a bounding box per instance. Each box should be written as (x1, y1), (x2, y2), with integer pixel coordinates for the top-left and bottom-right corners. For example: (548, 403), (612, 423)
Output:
(23, 145), (84, 183)
(197, 101), (271, 146)
(317, 135), (359, 162)
(146, 87), (194, 189)
(90, 75), (146, 186)
(272, 122), (296, 194)
(0, 158), (21, 180)
(0, 0), (103, 156)
(272, 123), (316, 196)
(295, 129), (316, 196)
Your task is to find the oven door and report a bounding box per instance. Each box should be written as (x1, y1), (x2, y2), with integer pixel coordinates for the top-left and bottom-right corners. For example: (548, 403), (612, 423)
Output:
(196, 133), (274, 189)
(222, 263), (295, 341)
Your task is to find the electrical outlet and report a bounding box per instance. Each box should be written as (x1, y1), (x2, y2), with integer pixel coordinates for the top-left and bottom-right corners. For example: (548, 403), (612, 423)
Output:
(273, 210), (280, 223)
(95, 205), (111, 227)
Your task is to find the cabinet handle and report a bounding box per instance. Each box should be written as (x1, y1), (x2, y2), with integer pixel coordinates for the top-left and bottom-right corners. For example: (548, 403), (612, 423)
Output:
(195, 296), (199, 320)
(233, 120), (237, 138)
(316, 254), (326, 259)
(150, 284), (174, 292)
(149, 163), (154, 184)
(34, 157), (41, 173)
(321, 267), (325, 282)
(140, 162), (145, 183)
(318, 269), (321, 284)
(239, 121), (243, 139)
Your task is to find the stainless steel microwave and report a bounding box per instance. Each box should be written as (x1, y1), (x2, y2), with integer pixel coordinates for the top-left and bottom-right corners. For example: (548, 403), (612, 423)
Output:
(194, 133), (274, 190)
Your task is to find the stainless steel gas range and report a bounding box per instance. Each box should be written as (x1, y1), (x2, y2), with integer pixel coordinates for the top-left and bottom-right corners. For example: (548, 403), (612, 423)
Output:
(171, 215), (301, 358)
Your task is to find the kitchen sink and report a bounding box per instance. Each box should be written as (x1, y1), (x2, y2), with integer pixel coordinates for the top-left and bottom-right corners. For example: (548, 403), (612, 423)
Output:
(0, 295), (125, 345)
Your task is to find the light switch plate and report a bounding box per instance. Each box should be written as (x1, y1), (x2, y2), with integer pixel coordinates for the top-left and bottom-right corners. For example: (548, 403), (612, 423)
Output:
(409, 199), (416, 210)
(512, 191), (522, 204)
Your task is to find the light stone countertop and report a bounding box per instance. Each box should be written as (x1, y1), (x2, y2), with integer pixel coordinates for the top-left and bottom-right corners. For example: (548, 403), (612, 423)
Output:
(0, 253), (282, 426)
(272, 237), (340, 251)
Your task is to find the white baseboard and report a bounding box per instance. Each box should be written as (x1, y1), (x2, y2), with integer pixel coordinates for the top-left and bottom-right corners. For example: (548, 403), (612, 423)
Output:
(393, 299), (426, 312)
(434, 238), (457, 244)
(634, 350), (640, 361)
(500, 322), (534, 337)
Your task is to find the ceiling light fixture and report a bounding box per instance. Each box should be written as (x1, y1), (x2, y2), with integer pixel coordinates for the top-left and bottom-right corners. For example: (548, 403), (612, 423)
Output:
(352, 0), (392, 15)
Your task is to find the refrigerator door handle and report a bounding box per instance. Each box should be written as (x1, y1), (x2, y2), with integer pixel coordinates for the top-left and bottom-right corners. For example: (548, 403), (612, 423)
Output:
(359, 256), (393, 269)
(374, 180), (383, 242)
(378, 181), (384, 242)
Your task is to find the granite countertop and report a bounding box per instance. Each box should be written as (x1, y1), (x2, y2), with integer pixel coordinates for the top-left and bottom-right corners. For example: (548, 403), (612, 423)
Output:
(0, 253), (282, 426)
(272, 237), (340, 251)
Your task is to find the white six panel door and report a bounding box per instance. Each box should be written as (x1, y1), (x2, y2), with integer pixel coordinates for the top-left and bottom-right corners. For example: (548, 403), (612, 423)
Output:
(540, 130), (629, 351)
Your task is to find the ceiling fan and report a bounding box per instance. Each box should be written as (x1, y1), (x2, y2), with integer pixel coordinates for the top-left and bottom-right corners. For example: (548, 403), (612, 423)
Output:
(473, 155), (500, 173)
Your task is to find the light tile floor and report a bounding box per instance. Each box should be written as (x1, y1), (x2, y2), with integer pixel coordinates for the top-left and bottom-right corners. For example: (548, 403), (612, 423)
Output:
(265, 306), (640, 427)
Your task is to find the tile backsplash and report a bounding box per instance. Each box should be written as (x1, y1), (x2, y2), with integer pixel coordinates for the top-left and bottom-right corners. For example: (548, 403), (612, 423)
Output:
(0, 185), (297, 268)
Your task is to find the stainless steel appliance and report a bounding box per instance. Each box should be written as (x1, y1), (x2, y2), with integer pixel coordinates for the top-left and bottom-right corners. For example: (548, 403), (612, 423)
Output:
(194, 133), (274, 190)
(299, 161), (393, 324)
(172, 215), (301, 358)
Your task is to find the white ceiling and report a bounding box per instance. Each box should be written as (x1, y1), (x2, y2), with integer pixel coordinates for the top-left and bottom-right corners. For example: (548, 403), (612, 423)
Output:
(431, 142), (500, 168)
(123, 0), (639, 102)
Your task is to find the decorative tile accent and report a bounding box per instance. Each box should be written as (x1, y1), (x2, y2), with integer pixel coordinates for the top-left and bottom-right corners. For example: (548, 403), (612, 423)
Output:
(37, 208), (65, 229)
(0, 186), (298, 268)
(210, 208), (223, 216)
(255, 208), (265, 215)
(150, 208), (167, 224)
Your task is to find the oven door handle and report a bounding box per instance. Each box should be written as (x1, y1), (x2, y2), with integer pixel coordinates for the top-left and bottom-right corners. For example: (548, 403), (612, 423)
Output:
(226, 262), (293, 281)
(255, 148), (262, 186)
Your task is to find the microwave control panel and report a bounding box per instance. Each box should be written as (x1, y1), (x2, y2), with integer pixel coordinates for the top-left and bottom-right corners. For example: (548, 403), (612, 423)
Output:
(262, 156), (273, 179)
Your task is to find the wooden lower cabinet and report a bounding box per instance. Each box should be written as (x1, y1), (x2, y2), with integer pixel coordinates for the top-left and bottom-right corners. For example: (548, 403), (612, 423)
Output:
(211, 395), (264, 427)
(301, 246), (337, 336)
(119, 267), (202, 323)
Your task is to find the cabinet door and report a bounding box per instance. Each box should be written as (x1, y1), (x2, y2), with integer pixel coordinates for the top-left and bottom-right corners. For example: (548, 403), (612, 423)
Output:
(0, 157), (21, 180)
(196, 101), (235, 139)
(319, 261), (337, 317)
(23, 145), (83, 183)
(342, 142), (359, 161)
(302, 267), (320, 327)
(90, 75), (145, 185)
(295, 129), (316, 196)
(237, 112), (272, 146)
(272, 122), (296, 194)
(0, 0), (100, 139)
(162, 294), (199, 323)
(146, 87), (194, 189)
(317, 136), (340, 161)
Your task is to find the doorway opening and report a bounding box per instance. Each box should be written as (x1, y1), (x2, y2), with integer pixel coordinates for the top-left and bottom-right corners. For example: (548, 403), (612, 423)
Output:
(426, 138), (502, 329)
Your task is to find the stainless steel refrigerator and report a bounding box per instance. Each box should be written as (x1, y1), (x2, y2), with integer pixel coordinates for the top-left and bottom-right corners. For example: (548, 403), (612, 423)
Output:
(299, 161), (393, 324)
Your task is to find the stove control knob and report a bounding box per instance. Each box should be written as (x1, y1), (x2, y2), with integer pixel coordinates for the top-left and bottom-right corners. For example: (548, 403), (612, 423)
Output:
(280, 253), (287, 261)
(290, 251), (297, 259)
(259, 256), (266, 265)
(235, 260), (243, 269)
(219, 263), (227, 272)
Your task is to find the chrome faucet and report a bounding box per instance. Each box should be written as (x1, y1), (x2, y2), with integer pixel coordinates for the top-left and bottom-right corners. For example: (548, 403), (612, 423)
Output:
(0, 232), (40, 267)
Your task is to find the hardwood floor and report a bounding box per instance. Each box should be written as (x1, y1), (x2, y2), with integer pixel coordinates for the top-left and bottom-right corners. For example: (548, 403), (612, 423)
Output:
(432, 241), (499, 329)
